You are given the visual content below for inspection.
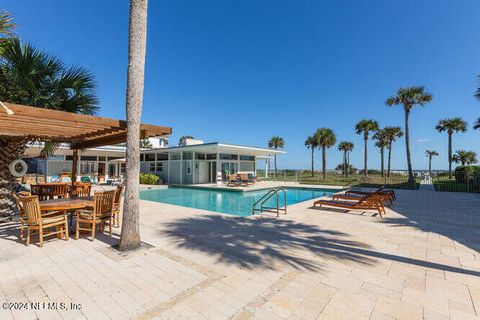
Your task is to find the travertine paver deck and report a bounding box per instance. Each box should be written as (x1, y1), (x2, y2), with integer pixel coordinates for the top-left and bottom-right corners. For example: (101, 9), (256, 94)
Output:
(1, 189), (480, 319)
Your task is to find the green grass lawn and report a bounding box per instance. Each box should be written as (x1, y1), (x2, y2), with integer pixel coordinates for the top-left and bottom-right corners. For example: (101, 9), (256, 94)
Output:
(260, 172), (418, 190)
(432, 179), (480, 192)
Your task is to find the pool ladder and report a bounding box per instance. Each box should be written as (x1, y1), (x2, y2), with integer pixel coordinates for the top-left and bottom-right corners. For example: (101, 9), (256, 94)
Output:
(252, 187), (287, 217)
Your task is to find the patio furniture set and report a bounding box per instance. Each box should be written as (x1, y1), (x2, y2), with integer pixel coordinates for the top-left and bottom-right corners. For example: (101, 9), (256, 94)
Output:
(14, 183), (123, 247)
(226, 173), (258, 187)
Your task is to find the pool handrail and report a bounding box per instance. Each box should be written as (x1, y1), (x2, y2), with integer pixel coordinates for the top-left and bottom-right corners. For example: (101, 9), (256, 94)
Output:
(252, 187), (287, 217)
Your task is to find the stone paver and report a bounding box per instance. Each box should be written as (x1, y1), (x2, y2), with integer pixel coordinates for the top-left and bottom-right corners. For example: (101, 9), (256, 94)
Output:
(0, 189), (480, 319)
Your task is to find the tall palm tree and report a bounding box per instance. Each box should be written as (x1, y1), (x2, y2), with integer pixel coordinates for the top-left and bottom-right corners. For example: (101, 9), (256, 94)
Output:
(452, 150), (477, 166)
(0, 10), (14, 55)
(178, 135), (194, 146)
(373, 129), (388, 177)
(268, 136), (284, 177)
(355, 119), (379, 176)
(0, 39), (98, 220)
(382, 126), (403, 177)
(474, 118), (480, 130)
(304, 135), (318, 177)
(120, 0), (149, 251)
(337, 141), (354, 177)
(315, 128), (336, 179)
(425, 150), (438, 176)
(435, 117), (467, 179)
(386, 86), (433, 184)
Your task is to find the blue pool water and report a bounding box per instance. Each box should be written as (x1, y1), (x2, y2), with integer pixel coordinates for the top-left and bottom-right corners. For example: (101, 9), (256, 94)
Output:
(139, 186), (336, 216)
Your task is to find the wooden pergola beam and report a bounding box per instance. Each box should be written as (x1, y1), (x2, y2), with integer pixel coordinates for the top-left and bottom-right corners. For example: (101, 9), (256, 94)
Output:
(0, 102), (172, 147)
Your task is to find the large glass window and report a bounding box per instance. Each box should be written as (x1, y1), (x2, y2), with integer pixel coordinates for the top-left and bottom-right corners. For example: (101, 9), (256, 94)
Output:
(149, 163), (156, 172)
(157, 153), (168, 160)
(240, 155), (255, 161)
(206, 153), (217, 160)
(48, 155), (64, 161)
(81, 156), (97, 161)
(219, 153), (238, 160)
(183, 152), (193, 160)
(156, 162), (163, 172)
(144, 154), (155, 161)
(196, 153), (206, 160)
(170, 153), (181, 160)
(221, 162), (238, 180)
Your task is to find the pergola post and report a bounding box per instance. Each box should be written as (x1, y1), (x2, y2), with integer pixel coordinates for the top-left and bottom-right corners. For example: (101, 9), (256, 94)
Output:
(72, 149), (78, 184)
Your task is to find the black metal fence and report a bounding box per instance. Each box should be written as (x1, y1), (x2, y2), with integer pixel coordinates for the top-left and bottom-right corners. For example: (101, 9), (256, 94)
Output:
(256, 170), (418, 190)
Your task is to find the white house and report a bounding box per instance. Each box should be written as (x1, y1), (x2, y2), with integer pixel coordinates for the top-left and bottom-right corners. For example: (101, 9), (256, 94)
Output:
(140, 142), (285, 184)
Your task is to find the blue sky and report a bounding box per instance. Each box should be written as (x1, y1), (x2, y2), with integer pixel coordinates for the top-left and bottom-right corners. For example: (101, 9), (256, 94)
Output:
(3, 0), (480, 170)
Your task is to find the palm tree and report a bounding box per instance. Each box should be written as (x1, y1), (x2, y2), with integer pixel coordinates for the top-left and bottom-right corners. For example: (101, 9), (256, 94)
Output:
(178, 135), (194, 146)
(305, 135), (318, 177)
(268, 136), (284, 177)
(140, 139), (152, 149)
(452, 150), (477, 166)
(355, 119), (379, 176)
(0, 10), (14, 54)
(425, 150), (438, 176)
(337, 141), (354, 177)
(474, 118), (480, 130)
(373, 129), (388, 177)
(315, 128), (336, 179)
(382, 126), (403, 177)
(0, 39), (98, 220)
(120, 0), (149, 251)
(386, 86), (433, 184)
(435, 117), (467, 179)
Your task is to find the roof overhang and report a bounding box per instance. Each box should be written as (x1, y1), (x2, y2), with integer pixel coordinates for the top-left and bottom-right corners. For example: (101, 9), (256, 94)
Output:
(143, 142), (285, 157)
(0, 102), (172, 149)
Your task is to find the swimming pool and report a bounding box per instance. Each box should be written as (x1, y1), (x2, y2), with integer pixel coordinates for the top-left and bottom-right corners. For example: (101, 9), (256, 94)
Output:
(139, 186), (337, 217)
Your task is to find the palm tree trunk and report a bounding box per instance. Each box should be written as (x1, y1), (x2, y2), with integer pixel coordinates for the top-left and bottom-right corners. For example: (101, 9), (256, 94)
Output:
(311, 147), (314, 177)
(274, 154), (277, 178)
(322, 146), (326, 179)
(380, 147), (384, 177)
(428, 156), (432, 176)
(364, 136), (368, 176)
(448, 133), (452, 179)
(120, 0), (148, 251)
(0, 138), (27, 222)
(387, 144), (392, 178)
(347, 151), (350, 176)
(343, 151), (347, 177)
(404, 109), (414, 184)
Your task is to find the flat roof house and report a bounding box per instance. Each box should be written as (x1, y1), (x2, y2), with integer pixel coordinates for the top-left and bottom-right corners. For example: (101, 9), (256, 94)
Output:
(140, 142), (285, 184)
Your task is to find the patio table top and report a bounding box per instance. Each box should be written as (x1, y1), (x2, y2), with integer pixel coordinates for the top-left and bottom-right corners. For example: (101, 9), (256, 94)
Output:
(39, 196), (94, 211)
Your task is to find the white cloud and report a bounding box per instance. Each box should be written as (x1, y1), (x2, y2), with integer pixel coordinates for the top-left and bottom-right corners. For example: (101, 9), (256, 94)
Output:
(416, 138), (429, 143)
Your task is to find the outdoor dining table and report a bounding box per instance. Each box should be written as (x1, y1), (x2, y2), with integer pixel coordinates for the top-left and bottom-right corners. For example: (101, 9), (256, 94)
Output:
(39, 196), (94, 212)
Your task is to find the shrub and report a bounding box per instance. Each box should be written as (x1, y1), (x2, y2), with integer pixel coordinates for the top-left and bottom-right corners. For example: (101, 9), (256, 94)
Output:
(139, 173), (160, 185)
(454, 166), (480, 183)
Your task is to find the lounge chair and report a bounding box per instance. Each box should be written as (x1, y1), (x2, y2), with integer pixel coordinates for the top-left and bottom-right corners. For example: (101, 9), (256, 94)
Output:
(345, 185), (396, 201)
(313, 193), (386, 217)
(226, 174), (242, 187)
(238, 173), (254, 185)
(332, 188), (393, 207)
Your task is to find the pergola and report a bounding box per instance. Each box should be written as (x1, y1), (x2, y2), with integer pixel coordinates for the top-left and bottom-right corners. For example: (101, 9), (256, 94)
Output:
(0, 102), (172, 181)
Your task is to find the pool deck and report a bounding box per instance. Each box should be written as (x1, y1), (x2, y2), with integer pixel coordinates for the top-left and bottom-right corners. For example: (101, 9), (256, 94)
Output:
(1, 189), (480, 319)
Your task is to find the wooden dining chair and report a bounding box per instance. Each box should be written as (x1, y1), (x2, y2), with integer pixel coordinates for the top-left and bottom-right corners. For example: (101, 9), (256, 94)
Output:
(75, 190), (115, 241)
(13, 191), (30, 241)
(68, 183), (91, 198)
(19, 195), (69, 247)
(112, 186), (124, 227)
